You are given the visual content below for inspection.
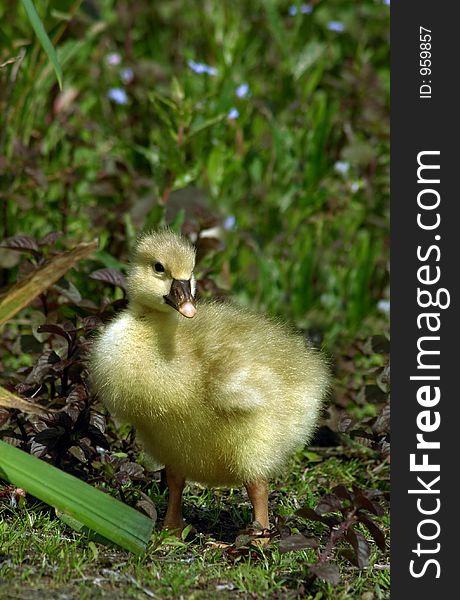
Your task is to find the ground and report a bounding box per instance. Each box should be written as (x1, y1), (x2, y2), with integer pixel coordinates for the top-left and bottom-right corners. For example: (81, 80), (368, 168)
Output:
(1, 442), (389, 599)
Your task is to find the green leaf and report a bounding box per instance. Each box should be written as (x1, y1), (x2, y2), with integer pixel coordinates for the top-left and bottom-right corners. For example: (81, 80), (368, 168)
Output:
(21, 0), (63, 89)
(264, 0), (289, 58)
(188, 113), (227, 139)
(291, 42), (326, 80)
(173, 165), (200, 191)
(169, 208), (186, 233)
(56, 510), (112, 547)
(207, 144), (226, 196)
(94, 250), (127, 271)
(0, 440), (154, 554)
(304, 451), (322, 462)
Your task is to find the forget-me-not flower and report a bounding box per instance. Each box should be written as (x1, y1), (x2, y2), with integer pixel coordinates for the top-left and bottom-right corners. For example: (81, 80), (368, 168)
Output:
(120, 67), (134, 84)
(377, 299), (390, 315)
(223, 216), (236, 230)
(106, 52), (121, 66)
(289, 4), (313, 16)
(227, 108), (240, 120)
(236, 83), (249, 98)
(334, 161), (350, 174)
(108, 88), (128, 105)
(187, 59), (218, 76)
(327, 21), (346, 32)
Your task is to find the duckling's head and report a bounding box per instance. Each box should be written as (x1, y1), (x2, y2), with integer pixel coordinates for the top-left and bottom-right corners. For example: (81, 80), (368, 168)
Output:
(126, 230), (197, 318)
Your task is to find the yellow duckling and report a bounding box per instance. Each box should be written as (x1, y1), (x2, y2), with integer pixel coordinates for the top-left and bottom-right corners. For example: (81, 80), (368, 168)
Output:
(90, 230), (329, 533)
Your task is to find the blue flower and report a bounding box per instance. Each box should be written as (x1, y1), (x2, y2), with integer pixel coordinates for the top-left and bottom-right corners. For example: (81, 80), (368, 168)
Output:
(187, 59), (218, 76)
(227, 108), (239, 120)
(289, 4), (313, 16)
(377, 299), (390, 315)
(223, 216), (236, 230)
(351, 181), (360, 193)
(383, 0), (390, 5)
(106, 52), (121, 66)
(108, 88), (128, 105)
(187, 60), (206, 74)
(327, 21), (345, 32)
(236, 83), (249, 98)
(334, 161), (350, 174)
(120, 67), (134, 84)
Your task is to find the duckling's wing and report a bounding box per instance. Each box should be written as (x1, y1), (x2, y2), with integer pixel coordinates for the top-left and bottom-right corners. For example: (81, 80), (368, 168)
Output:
(208, 363), (274, 413)
(195, 301), (320, 414)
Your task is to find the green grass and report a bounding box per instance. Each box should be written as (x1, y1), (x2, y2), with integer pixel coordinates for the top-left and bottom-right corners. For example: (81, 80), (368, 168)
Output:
(0, 0), (389, 344)
(1, 446), (389, 599)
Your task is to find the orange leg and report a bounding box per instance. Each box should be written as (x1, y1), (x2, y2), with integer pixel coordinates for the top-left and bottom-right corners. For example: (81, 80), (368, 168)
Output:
(245, 480), (269, 529)
(163, 465), (186, 532)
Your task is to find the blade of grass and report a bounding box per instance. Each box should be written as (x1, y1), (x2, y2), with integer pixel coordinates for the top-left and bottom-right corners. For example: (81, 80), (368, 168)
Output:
(0, 240), (97, 327)
(264, 0), (289, 59)
(0, 440), (155, 554)
(187, 112), (228, 139)
(21, 0), (63, 89)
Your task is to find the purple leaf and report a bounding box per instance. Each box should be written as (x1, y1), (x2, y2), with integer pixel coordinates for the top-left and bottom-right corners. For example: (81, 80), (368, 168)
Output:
(309, 562), (340, 586)
(53, 279), (82, 304)
(69, 444), (89, 462)
(37, 324), (73, 344)
(296, 507), (340, 526)
(41, 412), (73, 430)
(50, 358), (75, 373)
(30, 440), (48, 458)
(90, 268), (126, 289)
(352, 487), (385, 516)
(66, 384), (88, 404)
(34, 426), (66, 451)
(279, 534), (318, 553)
(86, 425), (110, 449)
(90, 412), (106, 434)
(115, 461), (144, 484)
(136, 498), (157, 521)
(373, 401), (390, 435)
(82, 316), (103, 331)
(73, 407), (91, 432)
(357, 513), (386, 551)
(38, 231), (62, 247)
(337, 415), (354, 432)
(344, 528), (370, 568)
(315, 494), (344, 515)
(0, 235), (40, 254)
(25, 350), (61, 384)
(332, 485), (352, 501)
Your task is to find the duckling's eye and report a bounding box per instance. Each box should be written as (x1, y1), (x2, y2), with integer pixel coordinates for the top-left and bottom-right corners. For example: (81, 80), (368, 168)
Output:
(154, 262), (165, 273)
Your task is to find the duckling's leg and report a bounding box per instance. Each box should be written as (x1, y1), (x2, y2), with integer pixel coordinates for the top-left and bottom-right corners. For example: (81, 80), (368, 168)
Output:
(163, 465), (185, 532)
(245, 480), (269, 529)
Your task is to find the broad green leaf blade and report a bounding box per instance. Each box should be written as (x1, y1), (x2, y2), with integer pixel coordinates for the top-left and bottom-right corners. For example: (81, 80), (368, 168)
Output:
(56, 510), (115, 546)
(0, 240), (97, 327)
(0, 440), (155, 554)
(21, 0), (63, 89)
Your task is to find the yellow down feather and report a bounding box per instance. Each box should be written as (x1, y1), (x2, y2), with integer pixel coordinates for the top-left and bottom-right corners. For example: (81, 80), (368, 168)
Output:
(90, 230), (330, 487)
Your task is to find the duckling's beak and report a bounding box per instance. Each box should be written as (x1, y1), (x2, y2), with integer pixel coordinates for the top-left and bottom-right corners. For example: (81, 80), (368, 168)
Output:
(164, 279), (196, 318)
